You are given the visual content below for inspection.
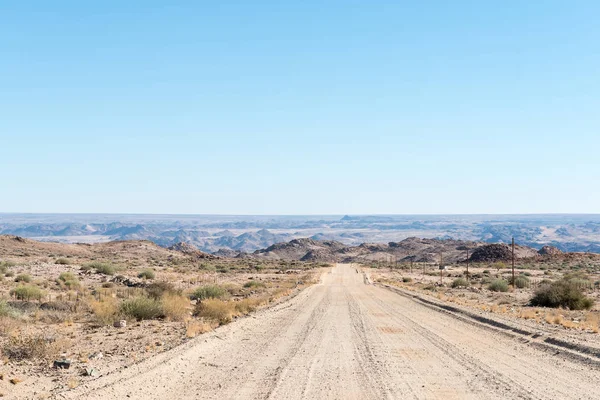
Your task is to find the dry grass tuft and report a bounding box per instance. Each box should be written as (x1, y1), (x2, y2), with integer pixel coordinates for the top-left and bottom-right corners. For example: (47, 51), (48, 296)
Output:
(185, 320), (213, 338)
(89, 297), (119, 325)
(162, 294), (190, 322)
(194, 299), (236, 325)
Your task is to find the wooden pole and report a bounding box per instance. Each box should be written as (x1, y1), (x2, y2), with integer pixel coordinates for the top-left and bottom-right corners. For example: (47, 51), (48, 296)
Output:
(466, 249), (469, 281)
(512, 237), (515, 288)
(440, 253), (443, 285)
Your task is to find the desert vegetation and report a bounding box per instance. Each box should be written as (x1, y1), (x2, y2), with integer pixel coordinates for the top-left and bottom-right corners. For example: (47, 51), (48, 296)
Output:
(0, 235), (324, 396)
(370, 254), (600, 334)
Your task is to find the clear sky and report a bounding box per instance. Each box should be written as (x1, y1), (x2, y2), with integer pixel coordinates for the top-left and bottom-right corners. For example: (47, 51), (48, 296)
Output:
(1, 1), (599, 215)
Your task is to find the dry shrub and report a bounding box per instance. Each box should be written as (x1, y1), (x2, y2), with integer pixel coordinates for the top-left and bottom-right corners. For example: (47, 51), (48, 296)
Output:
(584, 313), (600, 333)
(162, 294), (190, 321)
(518, 308), (538, 320)
(2, 335), (68, 361)
(234, 297), (264, 315)
(185, 320), (213, 338)
(194, 299), (235, 325)
(89, 298), (119, 325)
(146, 281), (177, 300)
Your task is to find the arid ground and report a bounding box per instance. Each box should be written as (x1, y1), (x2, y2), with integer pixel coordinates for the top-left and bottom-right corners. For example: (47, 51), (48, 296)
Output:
(53, 264), (600, 400)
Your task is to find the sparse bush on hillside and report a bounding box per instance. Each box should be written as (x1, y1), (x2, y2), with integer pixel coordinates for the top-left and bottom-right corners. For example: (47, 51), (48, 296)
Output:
(243, 280), (266, 289)
(530, 280), (594, 310)
(15, 274), (32, 283)
(55, 258), (72, 265)
(10, 285), (45, 301)
(146, 281), (177, 300)
(0, 260), (16, 275)
(452, 278), (469, 288)
(402, 277), (413, 283)
(120, 297), (164, 320)
(189, 285), (228, 301)
(57, 272), (80, 289)
(488, 279), (509, 292)
(85, 262), (119, 276)
(0, 300), (19, 318)
(138, 269), (156, 280)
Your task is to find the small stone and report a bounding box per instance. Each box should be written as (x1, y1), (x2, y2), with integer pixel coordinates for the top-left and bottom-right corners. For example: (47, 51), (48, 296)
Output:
(53, 359), (72, 370)
(114, 320), (127, 328)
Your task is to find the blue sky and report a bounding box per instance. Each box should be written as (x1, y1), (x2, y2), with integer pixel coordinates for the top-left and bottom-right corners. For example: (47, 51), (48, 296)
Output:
(1, 1), (599, 214)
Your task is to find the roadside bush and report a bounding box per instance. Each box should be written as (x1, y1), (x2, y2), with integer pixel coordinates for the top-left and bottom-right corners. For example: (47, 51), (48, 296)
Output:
(193, 299), (235, 325)
(189, 285), (228, 301)
(402, 277), (413, 283)
(452, 278), (469, 288)
(234, 297), (263, 315)
(10, 285), (45, 301)
(162, 294), (190, 321)
(120, 297), (164, 320)
(138, 269), (156, 280)
(488, 279), (509, 292)
(55, 258), (72, 265)
(15, 274), (32, 283)
(530, 280), (594, 310)
(243, 280), (266, 289)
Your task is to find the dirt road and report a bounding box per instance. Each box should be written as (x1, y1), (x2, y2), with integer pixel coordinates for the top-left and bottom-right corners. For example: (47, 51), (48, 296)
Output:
(59, 264), (600, 399)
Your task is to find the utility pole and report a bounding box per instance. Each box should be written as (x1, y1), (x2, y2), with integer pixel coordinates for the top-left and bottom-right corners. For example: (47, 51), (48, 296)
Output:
(440, 252), (443, 285)
(410, 257), (413, 274)
(466, 248), (469, 282)
(512, 237), (515, 288)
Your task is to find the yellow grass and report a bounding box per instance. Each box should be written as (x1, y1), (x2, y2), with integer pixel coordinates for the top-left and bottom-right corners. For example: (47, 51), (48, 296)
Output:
(89, 297), (119, 325)
(162, 294), (190, 322)
(185, 320), (213, 338)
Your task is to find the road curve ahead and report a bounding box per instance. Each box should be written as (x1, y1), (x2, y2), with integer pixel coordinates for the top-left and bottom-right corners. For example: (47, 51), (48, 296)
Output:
(60, 264), (599, 400)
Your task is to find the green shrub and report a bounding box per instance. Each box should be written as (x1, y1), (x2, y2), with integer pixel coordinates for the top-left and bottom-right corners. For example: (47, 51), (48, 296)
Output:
(55, 258), (71, 265)
(57, 272), (80, 289)
(120, 297), (164, 320)
(488, 279), (509, 292)
(530, 280), (594, 310)
(146, 281), (177, 300)
(138, 269), (156, 280)
(15, 274), (32, 283)
(10, 285), (45, 301)
(85, 262), (118, 276)
(452, 278), (469, 288)
(513, 276), (530, 289)
(243, 280), (266, 289)
(0, 300), (19, 318)
(189, 285), (228, 301)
